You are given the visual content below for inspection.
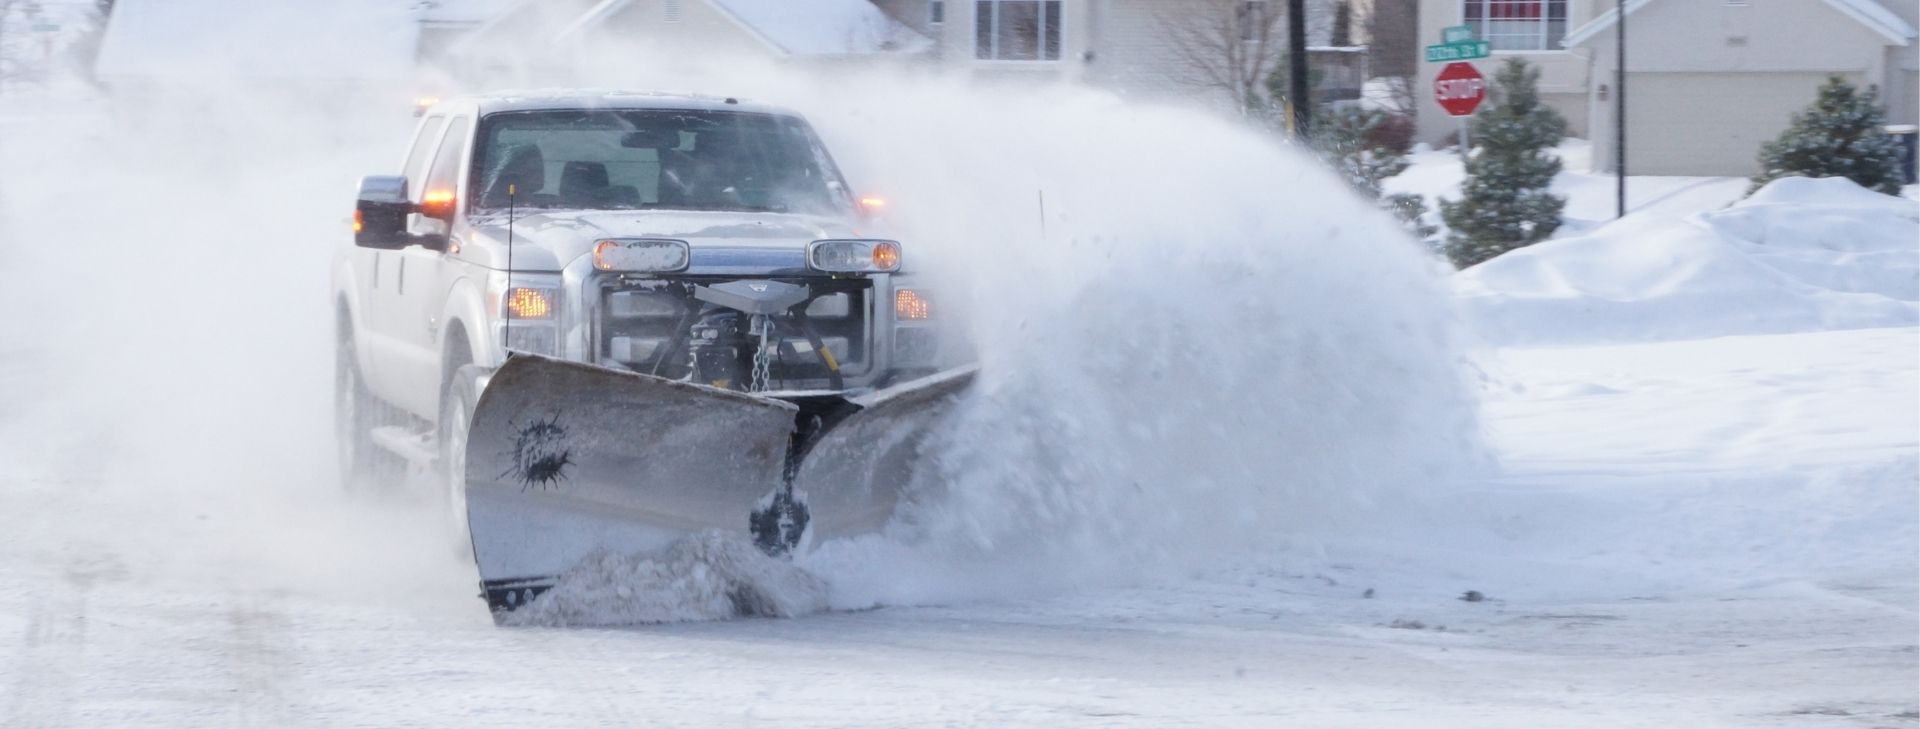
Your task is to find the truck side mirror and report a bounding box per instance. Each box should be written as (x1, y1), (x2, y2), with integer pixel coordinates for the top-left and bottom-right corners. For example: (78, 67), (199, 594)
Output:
(354, 175), (412, 250)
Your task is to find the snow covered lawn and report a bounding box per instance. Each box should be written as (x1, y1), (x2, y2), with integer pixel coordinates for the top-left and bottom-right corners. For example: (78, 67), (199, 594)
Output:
(1386, 139), (1753, 234)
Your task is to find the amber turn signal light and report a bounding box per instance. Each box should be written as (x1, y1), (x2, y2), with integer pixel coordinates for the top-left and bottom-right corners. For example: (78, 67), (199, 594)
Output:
(894, 288), (930, 321)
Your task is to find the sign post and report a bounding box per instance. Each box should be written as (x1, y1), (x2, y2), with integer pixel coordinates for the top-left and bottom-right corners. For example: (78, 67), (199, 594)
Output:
(1433, 61), (1486, 150)
(1426, 26), (1488, 153)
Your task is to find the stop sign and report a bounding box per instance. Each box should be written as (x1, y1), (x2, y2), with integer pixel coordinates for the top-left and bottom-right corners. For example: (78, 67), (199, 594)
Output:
(1433, 62), (1486, 117)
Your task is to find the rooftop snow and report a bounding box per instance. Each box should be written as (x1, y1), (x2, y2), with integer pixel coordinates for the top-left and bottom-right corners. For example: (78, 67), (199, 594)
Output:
(693, 0), (931, 56)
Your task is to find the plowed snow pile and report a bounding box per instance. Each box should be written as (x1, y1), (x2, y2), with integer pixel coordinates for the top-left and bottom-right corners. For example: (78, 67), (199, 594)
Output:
(502, 533), (828, 627)
(1457, 176), (1919, 345)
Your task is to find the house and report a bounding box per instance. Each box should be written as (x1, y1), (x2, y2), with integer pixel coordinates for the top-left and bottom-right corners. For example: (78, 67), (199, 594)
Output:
(895, 0), (1360, 107)
(438, 0), (1360, 111)
(96, 0), (1364, 118)
(1414, 0), (1918, 177)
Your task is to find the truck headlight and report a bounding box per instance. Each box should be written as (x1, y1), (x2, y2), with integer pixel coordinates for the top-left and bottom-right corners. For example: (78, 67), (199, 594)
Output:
(808, 239), (901, 273)
(594, 239), (690, 273)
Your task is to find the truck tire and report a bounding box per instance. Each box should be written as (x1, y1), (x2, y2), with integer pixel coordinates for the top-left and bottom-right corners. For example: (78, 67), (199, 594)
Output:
(439, 364), (486, 548)
(335, 333), (399, 491)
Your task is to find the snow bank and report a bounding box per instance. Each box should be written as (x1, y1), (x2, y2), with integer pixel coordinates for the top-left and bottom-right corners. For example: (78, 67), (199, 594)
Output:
(503, 533), (828, 627)
(1458, 176), (1919, 345)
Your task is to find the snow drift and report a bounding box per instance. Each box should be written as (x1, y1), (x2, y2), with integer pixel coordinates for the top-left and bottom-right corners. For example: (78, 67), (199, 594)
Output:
(1457, 176), (1919, 345)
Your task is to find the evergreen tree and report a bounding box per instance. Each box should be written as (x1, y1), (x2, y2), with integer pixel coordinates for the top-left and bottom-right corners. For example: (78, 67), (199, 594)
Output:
(1750, 75), (1904, 196)
(1439, 58), (1567, 268)
(1311, 107), (1406, 198)
(1297, 106), (1436, 239)
(1385, 192), (1438, 240)
(1331, 1), (1354, 47)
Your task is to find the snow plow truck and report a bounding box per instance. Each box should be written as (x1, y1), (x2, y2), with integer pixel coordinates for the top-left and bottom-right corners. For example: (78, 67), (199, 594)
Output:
(332, 91), (970, 620)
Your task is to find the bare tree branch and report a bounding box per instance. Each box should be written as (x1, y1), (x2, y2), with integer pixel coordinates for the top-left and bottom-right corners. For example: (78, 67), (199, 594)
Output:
(1162, 0), (1287, 115)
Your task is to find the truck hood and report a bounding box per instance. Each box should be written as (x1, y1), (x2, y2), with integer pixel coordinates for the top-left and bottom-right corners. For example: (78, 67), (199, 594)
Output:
(466, 209), (866, 271)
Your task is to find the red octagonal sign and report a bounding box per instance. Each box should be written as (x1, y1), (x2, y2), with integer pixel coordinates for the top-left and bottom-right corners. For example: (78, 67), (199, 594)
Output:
(1434, 62), (1486, 117)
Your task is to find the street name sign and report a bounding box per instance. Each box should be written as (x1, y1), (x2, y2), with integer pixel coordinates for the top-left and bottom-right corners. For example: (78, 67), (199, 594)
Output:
(1427, 24), (1490, 62)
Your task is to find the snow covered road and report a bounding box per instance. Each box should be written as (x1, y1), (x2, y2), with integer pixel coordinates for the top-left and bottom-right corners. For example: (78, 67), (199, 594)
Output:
(1, 69), (1913, 726)
(1, 327), (1911, 728)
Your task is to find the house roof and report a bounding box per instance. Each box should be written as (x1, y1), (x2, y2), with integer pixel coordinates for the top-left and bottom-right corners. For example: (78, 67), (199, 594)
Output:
(95, 0), (420, 81)
(1563, 0), (1916, 47)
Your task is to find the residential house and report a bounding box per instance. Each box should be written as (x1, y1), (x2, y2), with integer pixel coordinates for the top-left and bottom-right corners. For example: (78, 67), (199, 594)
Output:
(441, 0), (1360, 111)
(896, 0), (1361, 106)
(1414, 0), (1917, 176)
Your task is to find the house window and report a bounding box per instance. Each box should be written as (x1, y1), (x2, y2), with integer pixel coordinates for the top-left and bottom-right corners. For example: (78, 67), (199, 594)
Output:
(975, 0), (1062, 60)
(930, 0), (945, 24)
(1462, 0), (1568, 51)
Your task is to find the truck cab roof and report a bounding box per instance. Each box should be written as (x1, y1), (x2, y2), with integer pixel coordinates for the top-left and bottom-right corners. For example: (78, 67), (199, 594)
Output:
(423, 90), (793, 119)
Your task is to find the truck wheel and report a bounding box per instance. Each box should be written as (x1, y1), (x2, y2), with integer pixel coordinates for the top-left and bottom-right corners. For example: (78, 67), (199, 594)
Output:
(440, 364), (485, 548)
(335, 335), (399, 491)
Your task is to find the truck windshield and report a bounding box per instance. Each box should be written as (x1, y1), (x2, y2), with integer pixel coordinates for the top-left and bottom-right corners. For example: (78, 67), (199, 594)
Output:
(469, 109), (851, 216)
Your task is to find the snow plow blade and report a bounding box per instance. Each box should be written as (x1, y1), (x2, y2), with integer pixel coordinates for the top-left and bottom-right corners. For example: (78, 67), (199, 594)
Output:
(464, 355), (977, 617)
(464, 356), (796, 613)
(792, 366), (978, 541)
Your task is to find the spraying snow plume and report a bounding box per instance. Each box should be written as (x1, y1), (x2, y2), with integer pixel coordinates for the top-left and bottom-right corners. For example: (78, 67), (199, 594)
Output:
(0, 26), (1482, 622)
(788, 84), (1484, 607)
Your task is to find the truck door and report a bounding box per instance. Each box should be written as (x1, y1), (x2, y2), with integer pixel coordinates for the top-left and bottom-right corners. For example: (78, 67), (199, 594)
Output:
(362, 115), (444, 403)
(386, 115), (474, 418)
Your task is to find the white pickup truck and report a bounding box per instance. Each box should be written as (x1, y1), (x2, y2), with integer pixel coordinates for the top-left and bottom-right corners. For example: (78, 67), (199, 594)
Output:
(332, 91), (953, 546)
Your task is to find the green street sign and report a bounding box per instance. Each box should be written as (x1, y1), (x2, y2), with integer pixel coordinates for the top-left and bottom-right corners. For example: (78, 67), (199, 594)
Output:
(1441, 25), (1475, 43)
(1426, 40), (1490, 62)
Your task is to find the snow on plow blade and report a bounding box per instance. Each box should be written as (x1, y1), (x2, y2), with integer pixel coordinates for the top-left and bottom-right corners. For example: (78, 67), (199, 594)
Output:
(464, 354), (977, 618)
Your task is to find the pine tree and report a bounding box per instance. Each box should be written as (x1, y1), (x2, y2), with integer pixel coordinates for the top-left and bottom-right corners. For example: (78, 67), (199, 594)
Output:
(1299, 106), (1435, 239)
(1385, 192), (1438, 240)
(1750, 75), (1904, 196)
(1311, 107), (1407, 198)
(1439, 58), (1567, 268)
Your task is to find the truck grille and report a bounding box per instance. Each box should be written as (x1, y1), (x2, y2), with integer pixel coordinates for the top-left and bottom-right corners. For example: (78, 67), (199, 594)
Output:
(594, 277), (872, 384)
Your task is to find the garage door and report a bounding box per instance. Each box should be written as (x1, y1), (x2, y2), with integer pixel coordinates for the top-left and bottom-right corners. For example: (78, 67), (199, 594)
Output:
(1624, 72), (1850, 177)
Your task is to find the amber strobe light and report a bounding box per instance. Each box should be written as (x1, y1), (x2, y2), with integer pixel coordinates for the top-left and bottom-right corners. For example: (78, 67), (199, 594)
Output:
(420, 189), (456, 219)
(352, 209), (363, 233)
(894, 289), (930, 321)
(504, 287), (554, 319)
(871, 241), (901, 271)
